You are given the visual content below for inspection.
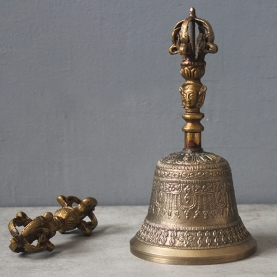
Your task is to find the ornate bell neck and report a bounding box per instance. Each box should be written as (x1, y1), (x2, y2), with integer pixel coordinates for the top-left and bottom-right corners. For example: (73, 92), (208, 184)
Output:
(169, 7), (218, 153)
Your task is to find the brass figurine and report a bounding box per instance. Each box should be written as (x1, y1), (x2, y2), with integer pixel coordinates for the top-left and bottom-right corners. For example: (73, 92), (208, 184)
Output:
(8, 195), (98, 253)
(130, 8), (257, 264)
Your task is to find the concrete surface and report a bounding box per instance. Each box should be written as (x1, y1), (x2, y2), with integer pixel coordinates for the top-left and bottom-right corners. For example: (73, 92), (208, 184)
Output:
(1, 205), (277, 276)
(0, 1), (277, 206)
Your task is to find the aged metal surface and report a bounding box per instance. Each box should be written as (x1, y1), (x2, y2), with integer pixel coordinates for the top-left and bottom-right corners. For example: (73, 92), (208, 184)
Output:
(130, 8), (257, 264)
(8, 195), (98, 253)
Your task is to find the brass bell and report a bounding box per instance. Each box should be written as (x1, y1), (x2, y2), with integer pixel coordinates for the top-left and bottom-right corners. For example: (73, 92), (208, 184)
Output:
(130, 8), (257, 265)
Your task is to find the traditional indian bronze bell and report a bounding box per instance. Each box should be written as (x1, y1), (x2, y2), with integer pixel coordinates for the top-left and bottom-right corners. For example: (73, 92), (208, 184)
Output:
(130, 8), (257, 265)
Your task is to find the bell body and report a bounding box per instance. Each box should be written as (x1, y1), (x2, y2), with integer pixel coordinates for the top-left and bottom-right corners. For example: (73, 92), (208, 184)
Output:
(130, 151), (256, 264)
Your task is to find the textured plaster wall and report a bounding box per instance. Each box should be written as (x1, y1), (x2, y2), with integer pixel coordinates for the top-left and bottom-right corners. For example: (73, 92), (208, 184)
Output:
(0, 0), (276, 206)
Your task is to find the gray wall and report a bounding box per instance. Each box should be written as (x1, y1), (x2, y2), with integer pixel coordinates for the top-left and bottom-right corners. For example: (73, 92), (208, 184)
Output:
(0, 0), (276, 206)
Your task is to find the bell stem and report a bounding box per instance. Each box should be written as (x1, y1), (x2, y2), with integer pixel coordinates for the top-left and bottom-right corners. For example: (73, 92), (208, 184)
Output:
(182, 112), (204, 152)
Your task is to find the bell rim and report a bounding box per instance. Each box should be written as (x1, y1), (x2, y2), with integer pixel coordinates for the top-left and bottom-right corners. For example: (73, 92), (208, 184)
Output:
(130, 236), (257, 265)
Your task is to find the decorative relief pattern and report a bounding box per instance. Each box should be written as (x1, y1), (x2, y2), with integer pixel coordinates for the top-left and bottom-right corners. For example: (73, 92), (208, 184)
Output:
(147, 151), (237, 220)
(155, 167), (231, 179)
(160, 152), (224, 166)
(136, 219), (250, 249)
(148, 180), (237, 220)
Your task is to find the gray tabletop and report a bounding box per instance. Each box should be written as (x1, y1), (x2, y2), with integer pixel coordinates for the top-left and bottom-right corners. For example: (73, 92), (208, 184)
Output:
(1, 205), (276, 277)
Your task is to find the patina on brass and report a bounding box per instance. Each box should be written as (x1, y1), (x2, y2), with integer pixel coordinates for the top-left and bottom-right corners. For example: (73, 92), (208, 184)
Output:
(130, 8), (257, 264)
(8, 195), (98, 253)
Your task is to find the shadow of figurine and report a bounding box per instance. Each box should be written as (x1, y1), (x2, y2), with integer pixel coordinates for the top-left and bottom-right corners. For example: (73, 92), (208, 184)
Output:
(8, 195), (98, 253)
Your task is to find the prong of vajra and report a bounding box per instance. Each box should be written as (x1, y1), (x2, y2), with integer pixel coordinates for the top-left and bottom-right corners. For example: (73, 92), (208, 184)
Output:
(8, 195), (98, 253)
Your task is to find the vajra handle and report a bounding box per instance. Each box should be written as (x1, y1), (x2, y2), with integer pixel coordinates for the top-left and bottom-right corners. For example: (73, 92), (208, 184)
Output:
(169, 7), (218, 152)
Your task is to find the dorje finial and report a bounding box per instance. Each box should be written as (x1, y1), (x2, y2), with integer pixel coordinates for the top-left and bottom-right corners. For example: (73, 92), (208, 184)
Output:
(169, 8), (218, 152)
(169, 7), (218, 61)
